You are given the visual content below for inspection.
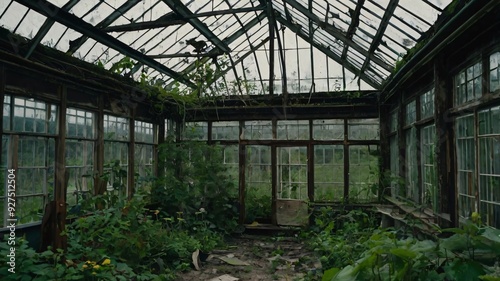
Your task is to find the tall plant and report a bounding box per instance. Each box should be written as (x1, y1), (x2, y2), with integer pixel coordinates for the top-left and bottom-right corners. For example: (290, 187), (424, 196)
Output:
(152, 139), (239, 233)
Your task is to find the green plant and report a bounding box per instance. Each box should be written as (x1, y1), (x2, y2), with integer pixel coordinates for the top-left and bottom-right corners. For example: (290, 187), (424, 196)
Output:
(152, 138), (239, 234)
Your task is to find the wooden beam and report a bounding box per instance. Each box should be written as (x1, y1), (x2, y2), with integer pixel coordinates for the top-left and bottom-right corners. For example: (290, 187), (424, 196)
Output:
(434, 56), (456, 227)
(54, 85), (67, 250)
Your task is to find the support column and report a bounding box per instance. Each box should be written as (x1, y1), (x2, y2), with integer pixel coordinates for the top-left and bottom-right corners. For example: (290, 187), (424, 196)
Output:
(379, 103), (391, 199)
(268, 1), (275, 96)
(434, 56), (456, 227)
(54, 85), (67, 250)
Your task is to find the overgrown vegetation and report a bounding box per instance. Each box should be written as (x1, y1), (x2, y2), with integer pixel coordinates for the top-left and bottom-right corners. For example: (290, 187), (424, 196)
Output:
(300, 208), (500, 281)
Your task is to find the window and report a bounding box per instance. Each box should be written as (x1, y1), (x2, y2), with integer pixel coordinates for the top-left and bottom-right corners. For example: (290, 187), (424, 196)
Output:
(349, 145), (379, 201)
(478, 106), (500, 228)
(420, 89), (435, 119)
(405, 100), (416, 126)
(277, 147), (308, 200)
(66, 108), (95, 207)
(405, 127), (418, 203)
(1, 97), (57, 227)
(277, 120), (309, 140)
(490, 52), (500, 92)
(456, 114), (476, 219)
(242, 121), (272, 140)
(455, 61), (482, 105)
(183, 122), (208, 141)
(389, 135), (400, 196)
(212, 121), (239, 141)
(103, 114), (129, 197)
(314, 145), (344, 201)
(313, 119), (344, 140)
(421, 124), (437, 211)
(135, 120), (155, 188)
(348, 119), (379, 140)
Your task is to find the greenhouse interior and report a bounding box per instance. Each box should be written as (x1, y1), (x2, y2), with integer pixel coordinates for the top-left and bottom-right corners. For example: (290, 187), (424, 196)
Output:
(0, 0), (500, 280)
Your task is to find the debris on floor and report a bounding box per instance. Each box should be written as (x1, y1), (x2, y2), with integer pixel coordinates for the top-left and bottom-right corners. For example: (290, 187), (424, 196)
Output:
(178, 235), (317, 281)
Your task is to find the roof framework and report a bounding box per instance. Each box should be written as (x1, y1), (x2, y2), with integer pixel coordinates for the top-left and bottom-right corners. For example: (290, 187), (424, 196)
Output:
(0, 0), (452, 95)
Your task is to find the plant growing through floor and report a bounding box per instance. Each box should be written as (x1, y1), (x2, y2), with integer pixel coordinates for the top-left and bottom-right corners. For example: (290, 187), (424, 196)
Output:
(320, 213), (500, 281)
(152, 136), (239, 234)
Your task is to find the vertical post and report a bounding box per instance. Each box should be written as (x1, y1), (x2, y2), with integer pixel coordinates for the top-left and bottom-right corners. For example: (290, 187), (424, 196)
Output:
(54, 85), (67, 250)
(415, 96), (422, 204)
(308, 120), (314, 202)
(271, 118), (277, 224)
(238, 121), (245, 224)
(128, 109), (135, 198)
(308, 0), (315, 93)
(434, 56), (456, 227)
(0, 64), (4, 160)
(343, 119), (349, 202)
(94, 95), (105, 199)
(397, 94), (405, 195)
(268, 1), (275, 95)
(379, 103), (390, 199)
(156, 118), (165, 178)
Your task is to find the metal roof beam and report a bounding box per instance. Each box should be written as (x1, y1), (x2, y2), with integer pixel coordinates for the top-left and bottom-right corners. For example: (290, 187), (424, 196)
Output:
(67, 0), (141, 54)
(179, 11), (267, 77)
(185, 6), (265, 18)
(24, 0), (79, 59)
(162, 0), (231, 54)
(276, 14), (381, 89)
(103, 14), (186, 32)
(341, 0), (365, 61)
(360, 0), (399, 75)
(281, 0), (393, 72)
(13, 0), (195, 87)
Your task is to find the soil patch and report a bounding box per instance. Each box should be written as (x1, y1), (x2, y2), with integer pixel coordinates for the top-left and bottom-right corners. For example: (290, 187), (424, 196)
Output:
(177, 235), (320, 281)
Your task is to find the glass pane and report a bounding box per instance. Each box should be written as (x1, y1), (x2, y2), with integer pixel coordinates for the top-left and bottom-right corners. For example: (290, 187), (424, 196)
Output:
(314, 145), (344, 201)
(349, 145), (379, 202)
(313, 119), (344, 140)
(245, 145), (271, 223)
(348, 119), (379, 140)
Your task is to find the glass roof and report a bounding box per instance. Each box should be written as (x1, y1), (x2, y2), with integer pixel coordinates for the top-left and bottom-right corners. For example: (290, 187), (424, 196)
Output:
(0, 0), (453, 94)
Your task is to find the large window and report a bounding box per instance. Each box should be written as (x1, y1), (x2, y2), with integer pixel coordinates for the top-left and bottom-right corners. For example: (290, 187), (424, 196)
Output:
(103, 114), (129, 197)
(455, 61), (482, 105)
(314, 145), (344, 201)
(456, 115), (476, 219)
(66, 108), (95, 207)
(349, 145), (379, 201)
(405, 101), (418, 203)
(243, 121), (272, 140)
(421, 124), (437, 211)
(478, 106), (500, 228)
(135, 120), (155, 188)
(1, 96), (57, 227)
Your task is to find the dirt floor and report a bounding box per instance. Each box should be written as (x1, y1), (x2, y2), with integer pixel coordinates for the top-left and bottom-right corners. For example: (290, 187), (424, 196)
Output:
(177, 234), (321, 281)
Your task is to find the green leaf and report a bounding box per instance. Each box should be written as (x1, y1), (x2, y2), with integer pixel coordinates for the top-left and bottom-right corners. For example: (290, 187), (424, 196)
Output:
(322, 267), (341, 281)
(390, 248), (418, 260)
(444, 260), (486, 281)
